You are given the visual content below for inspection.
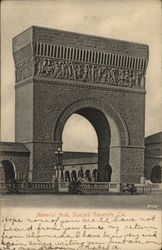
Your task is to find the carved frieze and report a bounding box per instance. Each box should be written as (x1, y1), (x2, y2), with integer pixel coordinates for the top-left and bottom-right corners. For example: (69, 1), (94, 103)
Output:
(35, 57), (145, 89)
(15, 58), (35, 83)
(15, 56), (145, 90)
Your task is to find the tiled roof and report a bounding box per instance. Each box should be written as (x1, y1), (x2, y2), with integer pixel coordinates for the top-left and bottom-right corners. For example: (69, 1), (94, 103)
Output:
(62, 152), (98, 166)
(0, 142), (30, 153)
(145, 132), (162, 144)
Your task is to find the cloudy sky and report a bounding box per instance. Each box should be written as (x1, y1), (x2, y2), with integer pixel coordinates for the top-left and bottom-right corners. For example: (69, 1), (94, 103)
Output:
(1, 0), (161, 152)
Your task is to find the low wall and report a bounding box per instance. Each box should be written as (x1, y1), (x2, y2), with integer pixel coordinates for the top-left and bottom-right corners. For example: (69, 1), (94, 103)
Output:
(0, 181), (162, 194)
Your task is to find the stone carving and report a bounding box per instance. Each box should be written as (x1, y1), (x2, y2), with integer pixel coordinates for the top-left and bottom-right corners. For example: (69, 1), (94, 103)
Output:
(35, 57), (145, 89)
(15, 56), (145, 89)
(15, 58), (34, 83)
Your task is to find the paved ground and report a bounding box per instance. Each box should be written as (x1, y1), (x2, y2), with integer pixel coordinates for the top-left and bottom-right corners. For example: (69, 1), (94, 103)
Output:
(0, 193), (162, 210)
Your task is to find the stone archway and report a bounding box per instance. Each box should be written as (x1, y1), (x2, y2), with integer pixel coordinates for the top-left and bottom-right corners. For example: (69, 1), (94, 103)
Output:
(53, 98), (129, 182)
(150, 165), (162, 183)
(12, 26), (149, 183)
(0, 160), (17, 183)
(53, 98), (129, 145)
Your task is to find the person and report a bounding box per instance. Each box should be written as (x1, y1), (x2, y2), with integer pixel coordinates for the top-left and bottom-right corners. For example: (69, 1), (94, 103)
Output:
(88, 172), (92, 182)
(78, 167), (84, 178)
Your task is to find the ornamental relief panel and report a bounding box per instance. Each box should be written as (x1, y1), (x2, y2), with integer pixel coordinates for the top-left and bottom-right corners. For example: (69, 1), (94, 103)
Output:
(15, 57), (145, 89)
(15, 58), (35, 83)
(35, 57), (145, 89)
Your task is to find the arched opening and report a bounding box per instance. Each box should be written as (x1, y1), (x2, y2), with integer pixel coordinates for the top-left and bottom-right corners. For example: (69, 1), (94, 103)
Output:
(62, 107), (110, 182)
(63, 114), (98, 152)
(150, 166), (161, 183)
(85, 169), (92, 182)
(65, 170), (70, 182)
(1, 160), (16, 183)
(54, 99), (128, 182)
(71, 170), (77, 182)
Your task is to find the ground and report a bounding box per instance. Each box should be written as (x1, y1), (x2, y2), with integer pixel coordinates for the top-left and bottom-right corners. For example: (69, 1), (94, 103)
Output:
(0, 193), (162, 210)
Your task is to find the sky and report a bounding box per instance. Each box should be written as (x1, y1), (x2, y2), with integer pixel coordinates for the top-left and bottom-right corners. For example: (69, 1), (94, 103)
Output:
(1, 0), (162, 152)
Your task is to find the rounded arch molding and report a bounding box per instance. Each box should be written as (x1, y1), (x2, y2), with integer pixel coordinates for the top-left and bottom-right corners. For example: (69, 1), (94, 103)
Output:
(53, 98), (129, 146)
(0, 160), (17, 181)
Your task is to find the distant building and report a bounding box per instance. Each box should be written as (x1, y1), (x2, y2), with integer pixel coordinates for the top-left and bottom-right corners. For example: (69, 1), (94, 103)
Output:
(1, 133), (162, 183)
(144, 132), (162, 183)
(0, 147), (98, 183)
(62, 152), (98, 182)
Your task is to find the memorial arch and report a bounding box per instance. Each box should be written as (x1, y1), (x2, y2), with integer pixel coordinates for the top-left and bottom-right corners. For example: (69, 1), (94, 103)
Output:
(10, 26), (149, 183)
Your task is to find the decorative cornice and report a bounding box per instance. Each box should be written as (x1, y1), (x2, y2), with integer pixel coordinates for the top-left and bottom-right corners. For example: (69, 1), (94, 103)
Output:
(33, 77), (146, 95)
(110, 145), (145, 149)
(23, 140), (62, 144)
(15, 75), (146, 95)
(33, 42), (148, 72)
(145, 156), (162, 159)
(32, 26), (149, 59)
(13, 26), (149, 59)
(15, 77), (33, 88)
